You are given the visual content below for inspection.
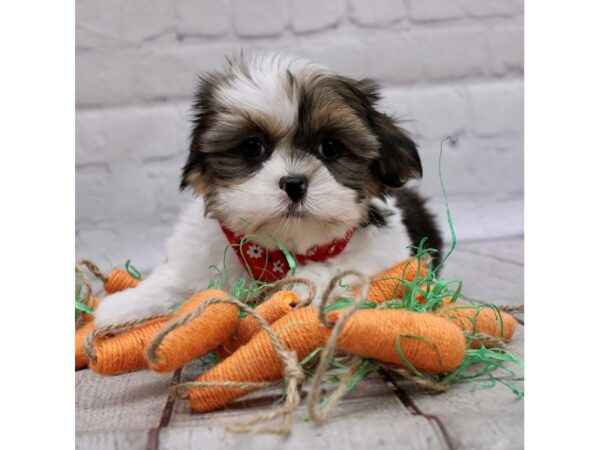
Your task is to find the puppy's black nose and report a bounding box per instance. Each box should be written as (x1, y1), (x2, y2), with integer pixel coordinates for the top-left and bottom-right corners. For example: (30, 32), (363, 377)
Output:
(279, 175), (308, 202)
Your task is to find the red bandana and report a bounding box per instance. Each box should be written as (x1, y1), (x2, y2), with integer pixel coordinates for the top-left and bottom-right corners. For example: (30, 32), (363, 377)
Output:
(220, 225), (355, 283)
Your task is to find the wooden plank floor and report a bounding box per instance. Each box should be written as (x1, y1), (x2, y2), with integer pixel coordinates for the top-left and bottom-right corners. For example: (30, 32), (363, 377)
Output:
(76, 238), (524, 450)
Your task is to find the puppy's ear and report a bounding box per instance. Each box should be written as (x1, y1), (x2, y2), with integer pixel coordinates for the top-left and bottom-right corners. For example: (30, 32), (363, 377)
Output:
(180, 76), (218, 191)
(180, 134), (206, 191)
(370, 112), (422, 188)
(341, 77), (422, 188)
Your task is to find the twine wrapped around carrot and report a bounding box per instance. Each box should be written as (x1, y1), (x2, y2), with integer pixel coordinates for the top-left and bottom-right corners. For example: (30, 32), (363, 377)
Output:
(216, 290), (302, 360)
(322, 269), (464, 373)
(84, 316), (170, 375)
(307, 270), (466, 425)
(75, 264), (99, 329)
(83, 287), (298, 375)
(145, 289), (237, 372)
(167, 295), (323, 435)
(171, 304), (325, 416)
(76, 321), (95, 370)
(182, 306), (325, 413)
(79, 259), (141, 294)
(75, 265), (100, 370)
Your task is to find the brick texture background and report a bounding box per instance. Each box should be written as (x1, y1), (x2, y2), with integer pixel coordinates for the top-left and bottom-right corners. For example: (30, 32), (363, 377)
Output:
(76, 0), (523, 271)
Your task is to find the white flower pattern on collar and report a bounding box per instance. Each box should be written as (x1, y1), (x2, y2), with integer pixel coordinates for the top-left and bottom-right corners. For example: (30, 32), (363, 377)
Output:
(272, 260), (285, 273)
(246, 244), (263, 259)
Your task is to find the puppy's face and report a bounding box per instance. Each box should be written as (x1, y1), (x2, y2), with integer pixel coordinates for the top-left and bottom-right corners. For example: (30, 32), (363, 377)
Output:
(181, 54), (422, 251)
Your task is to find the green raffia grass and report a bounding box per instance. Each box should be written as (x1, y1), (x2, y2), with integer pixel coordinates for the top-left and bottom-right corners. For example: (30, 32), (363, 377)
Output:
(125, 259), (142, 280)
(75, 300), (94, 314)
(202, 351), (218, 366)
(319, 360), (379, 410)
(75, 273), (94, 324)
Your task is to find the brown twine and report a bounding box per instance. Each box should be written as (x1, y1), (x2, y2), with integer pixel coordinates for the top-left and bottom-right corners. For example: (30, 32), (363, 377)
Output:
(83, 311), (173, 363)
(165, 296), (305, 436)
(468, 332), (508, 349)
(75, 265), (94, 329)
(497, 304), (524, 313)
(306, 270), (371, 425)
(381, 365), (449, 392)
(78, 259), (108, 283)
(252, 276), (317, 307)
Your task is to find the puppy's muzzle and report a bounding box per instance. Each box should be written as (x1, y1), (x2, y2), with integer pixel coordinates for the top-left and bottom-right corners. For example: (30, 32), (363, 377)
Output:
(279, 175), (308, 202)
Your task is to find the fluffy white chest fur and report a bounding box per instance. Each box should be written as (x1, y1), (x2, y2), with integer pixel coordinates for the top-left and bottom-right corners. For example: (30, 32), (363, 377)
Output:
(94, 195), (412, 326)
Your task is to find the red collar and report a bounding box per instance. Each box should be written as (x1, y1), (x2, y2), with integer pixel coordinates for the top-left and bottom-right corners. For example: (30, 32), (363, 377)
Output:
(220, 225), (355, 283)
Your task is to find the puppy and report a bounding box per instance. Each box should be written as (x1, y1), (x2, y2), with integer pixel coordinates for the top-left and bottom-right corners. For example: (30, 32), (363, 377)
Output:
(94, 52), (442, 327)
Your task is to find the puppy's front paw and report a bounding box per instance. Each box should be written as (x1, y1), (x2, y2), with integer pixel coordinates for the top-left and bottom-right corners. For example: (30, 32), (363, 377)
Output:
(94, 289), (160, 327)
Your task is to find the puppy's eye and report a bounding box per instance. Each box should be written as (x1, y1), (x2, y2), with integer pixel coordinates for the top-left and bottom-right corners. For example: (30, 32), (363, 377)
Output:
(240, 138), (266, 159)
(317, 137), (345, 160)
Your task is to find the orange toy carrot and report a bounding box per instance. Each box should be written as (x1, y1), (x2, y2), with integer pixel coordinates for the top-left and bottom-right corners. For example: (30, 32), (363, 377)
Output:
(216, 290), (300, 360)
(104, 268), (140, 294)
(187, 307), (326, 412)
(75, 295), (99, 370)
(352, 257), (430, 304)
(76, 321), (95, 370)
(145, 289), (237, 372)
(435, 302), (517, 348)
(88, 317), (170, 375)
(79, 259), (141, 294)
(328, 308), (465, 373)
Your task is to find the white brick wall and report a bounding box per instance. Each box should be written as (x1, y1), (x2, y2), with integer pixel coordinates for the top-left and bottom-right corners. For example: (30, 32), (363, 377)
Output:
(76, 0), (523, 271)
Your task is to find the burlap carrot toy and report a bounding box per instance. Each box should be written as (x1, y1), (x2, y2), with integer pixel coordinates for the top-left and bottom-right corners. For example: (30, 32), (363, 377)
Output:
(75, 265), (100, 370)
(216, 290), (302, 360)
(435, 302), (517, 348)
(145, 289), (238, 372)
(326, 308), (465, 373)
(76, 320), (95, 370)
(303, 271), (447, 424)
(85, 289), (235, 375)
(86, 317), (171, 375)
(175, 306), (327, 413)
(79, 259), (141, 294)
